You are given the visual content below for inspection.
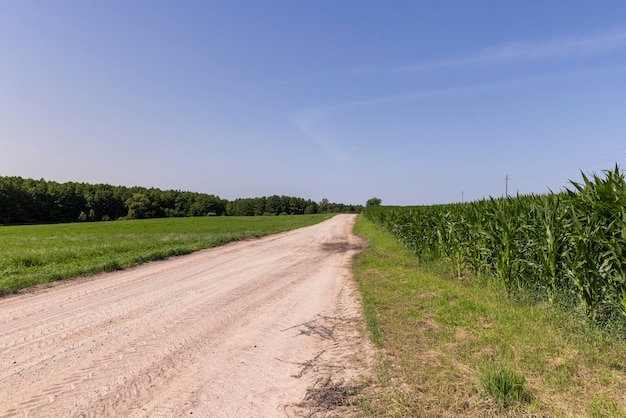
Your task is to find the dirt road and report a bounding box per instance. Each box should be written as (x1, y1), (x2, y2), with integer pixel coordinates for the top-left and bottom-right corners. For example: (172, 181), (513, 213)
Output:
(0, 214), (373, 417)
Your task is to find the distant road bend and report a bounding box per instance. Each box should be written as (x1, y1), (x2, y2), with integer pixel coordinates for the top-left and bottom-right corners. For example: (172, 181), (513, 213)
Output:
(0, 214), (373, 417)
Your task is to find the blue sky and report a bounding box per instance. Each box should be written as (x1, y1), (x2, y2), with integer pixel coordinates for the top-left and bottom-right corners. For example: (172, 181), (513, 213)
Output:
(2, 1), (626, 205)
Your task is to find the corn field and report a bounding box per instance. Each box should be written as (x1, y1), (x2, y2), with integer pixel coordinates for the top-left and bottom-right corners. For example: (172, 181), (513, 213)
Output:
(363, 166), (626, 324)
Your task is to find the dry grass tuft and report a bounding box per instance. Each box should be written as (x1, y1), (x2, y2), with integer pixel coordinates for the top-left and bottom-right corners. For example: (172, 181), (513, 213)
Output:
(296, 377), (370, 417)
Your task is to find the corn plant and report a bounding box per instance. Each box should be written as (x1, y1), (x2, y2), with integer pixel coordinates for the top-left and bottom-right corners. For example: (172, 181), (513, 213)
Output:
(481, 198), (525, 292)
(526, 194), (571, 303)
(565, 166), (626, 320)
(362, 165), (626, 327)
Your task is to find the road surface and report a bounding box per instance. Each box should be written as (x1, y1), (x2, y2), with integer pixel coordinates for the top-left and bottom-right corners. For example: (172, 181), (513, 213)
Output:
(0, 214), (373, 417)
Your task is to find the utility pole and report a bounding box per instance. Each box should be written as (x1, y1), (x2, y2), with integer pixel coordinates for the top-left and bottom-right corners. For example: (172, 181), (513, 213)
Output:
(461, 190), (464, 203)
(505, 175), (509, 198)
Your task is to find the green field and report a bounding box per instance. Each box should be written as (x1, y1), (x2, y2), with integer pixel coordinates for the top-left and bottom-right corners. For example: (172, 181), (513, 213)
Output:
(0, 214), (332, 295)
(352, 216), (626, 417)
(363, 167), (626, 328)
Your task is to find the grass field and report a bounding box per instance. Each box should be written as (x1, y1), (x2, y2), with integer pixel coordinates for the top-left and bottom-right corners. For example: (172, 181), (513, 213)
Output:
(0, 214), (332, 295)
(352, 216), (626, 417)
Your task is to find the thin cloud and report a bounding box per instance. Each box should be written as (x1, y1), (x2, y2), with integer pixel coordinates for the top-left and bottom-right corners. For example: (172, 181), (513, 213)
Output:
(300, 65), (626, 114)
(292, 65), (626, 160)
(395, 27), (626, 73)
(291, 112), (350, 163)
(479, 28), (626, 60)
(276, 28), (626, 83)
(290, 28), (626, 162)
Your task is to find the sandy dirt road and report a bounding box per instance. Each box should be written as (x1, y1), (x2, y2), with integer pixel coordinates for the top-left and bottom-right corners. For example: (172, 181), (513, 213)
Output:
(0, 214), (373, 417)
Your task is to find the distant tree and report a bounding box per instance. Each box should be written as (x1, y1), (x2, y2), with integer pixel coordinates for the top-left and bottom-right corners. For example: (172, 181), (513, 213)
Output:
(0, 175), (361, 224)
(319, 198), (330, 213)
(125, 193), (157, 219)
(265, 195), (282, 215)
(253, 197), (266, 216)
(288, 196), (305, 214)
(304, 200), (318, 214)
(366, 197), (382, 207)
(228, 198), (256, 216)
(189, 194), (224, 216)
(0, 178), (28, 224)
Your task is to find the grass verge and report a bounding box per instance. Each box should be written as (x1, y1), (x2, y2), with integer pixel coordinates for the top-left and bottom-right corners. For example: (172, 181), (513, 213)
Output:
(352, 215), (626, 417)
(0, 214), (332, 295)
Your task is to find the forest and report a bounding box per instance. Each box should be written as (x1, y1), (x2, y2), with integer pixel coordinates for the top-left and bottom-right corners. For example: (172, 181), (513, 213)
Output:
(0, 176), (363, 225)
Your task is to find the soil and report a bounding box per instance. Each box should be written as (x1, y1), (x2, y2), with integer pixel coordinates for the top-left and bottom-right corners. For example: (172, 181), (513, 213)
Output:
(0, 214), (374, 417)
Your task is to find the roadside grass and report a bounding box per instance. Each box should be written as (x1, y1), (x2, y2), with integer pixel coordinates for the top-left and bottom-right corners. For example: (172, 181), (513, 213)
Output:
(0, 214), (332, 295)
(352, 216), (626, 417)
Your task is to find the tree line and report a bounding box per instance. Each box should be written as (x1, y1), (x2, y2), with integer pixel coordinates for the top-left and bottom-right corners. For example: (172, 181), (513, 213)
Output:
(0, 176), (363, 225)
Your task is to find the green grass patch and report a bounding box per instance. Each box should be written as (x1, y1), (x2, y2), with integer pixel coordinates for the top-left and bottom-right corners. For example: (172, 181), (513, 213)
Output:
(481, 363), (530, 407)
(0, 214), (332, 295)
(352, 215), (626, 417)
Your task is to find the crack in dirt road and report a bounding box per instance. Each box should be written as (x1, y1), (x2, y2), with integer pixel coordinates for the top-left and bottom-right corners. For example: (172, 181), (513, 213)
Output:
(0, 215), (373, 417)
